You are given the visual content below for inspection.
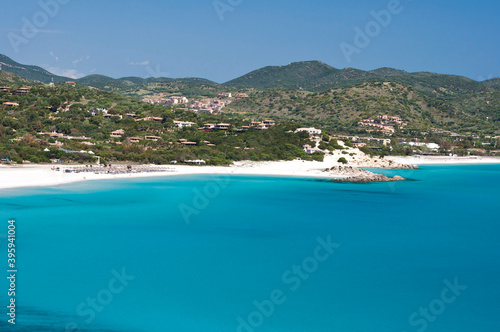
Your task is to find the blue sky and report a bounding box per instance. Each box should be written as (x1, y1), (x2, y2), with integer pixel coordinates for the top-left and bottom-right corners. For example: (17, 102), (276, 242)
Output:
(1, 0), (499, 82)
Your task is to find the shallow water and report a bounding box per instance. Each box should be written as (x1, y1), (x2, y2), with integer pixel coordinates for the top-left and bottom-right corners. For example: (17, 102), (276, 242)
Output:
(1, 165), (499, 331)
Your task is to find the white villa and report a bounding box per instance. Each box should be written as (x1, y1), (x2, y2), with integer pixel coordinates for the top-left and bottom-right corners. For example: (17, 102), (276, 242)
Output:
(174, 121), (196, 129)
(295, 127), (322, 135)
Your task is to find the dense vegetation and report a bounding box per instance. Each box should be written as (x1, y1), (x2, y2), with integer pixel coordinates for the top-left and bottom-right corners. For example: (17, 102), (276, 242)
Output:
(0, 55), (498, 165)
(225, 60), (498, 94)
(0, 77), (323, 165)
(225, 82), (499, 135)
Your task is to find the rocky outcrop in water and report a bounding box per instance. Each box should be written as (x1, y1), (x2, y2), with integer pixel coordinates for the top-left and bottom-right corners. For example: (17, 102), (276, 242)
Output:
(396, 164), (419, 169)
(328, 166), (407, 182)
(333, 174), (406, 183)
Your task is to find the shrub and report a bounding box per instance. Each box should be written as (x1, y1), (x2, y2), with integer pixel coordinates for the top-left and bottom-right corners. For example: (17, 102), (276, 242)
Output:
(338, 157), (348, 164)
(343, 139), (353, 148)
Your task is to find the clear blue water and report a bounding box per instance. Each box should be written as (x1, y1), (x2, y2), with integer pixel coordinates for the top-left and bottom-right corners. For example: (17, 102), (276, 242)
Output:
(1, 165), (499, 332)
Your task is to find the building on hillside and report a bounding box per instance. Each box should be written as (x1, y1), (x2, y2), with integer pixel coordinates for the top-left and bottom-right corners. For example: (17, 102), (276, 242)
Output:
(352, 141), (366, 148)
(173, 121), (196, 129)
(263, 120), (276, 127)
(408, 142), (441, 150)
(215, 123), (230, 131)
(295, 127), (322, 135)
(302, 144), (320, 154)
(110, 130), (125, 138)
(14, 88), (30, 95)
(145, 135), (161, 142)
(127, 137), (141, 143)
(103, 114), (123, 119)
(184, 160), (206, 165)
(2, 102), (19, 107)
(136, 117), (163, 122)
(178, 139), (197, 146)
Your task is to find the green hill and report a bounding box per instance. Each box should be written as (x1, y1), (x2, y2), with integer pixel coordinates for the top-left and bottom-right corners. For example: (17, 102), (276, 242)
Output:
(225, 61), (340, 90)
(3, 53), (497, 98)
(77, 74), (122, 84)
(77, 75), (219, 90)
(0, 54), (218, 89)
(1, 55), (498, 136)
(225, 61), (499, 96)
(0, 54), (71, 83)
(482, 78), (500, 90)
(0, 70), (33, 86)
(226, 81), (500, 135)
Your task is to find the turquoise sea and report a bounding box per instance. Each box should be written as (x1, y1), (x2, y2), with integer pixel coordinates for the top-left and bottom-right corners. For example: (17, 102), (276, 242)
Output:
(1, 165), (499, 332)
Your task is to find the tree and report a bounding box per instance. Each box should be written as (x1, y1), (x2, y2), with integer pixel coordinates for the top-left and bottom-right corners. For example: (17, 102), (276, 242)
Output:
(49, 96), (62, 110)
(338, 157), (348, 164)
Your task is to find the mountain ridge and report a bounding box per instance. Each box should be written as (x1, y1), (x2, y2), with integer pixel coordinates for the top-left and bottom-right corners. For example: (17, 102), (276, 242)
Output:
(0, 54), (220, 87)
(225, 61), (496, 94)
(1, 54), (498, 97)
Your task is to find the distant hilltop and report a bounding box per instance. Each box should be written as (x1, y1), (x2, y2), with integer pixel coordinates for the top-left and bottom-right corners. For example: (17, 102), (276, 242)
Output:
(1, 54), (498, 94)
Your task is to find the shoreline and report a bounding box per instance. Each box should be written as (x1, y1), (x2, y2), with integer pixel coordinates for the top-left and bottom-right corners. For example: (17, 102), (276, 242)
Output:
(1, 155), (499, 190)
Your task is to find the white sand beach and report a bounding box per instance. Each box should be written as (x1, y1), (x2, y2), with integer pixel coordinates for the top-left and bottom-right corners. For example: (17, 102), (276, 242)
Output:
(0, 156), (340, 190)
(1, 151), (499, 190)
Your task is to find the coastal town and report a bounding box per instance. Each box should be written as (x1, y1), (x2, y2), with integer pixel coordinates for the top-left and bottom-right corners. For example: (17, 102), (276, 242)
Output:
(141, 92), (249, 115)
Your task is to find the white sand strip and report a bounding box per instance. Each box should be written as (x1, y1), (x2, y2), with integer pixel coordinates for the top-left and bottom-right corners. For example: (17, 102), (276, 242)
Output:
(1, 154), (499, 190)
